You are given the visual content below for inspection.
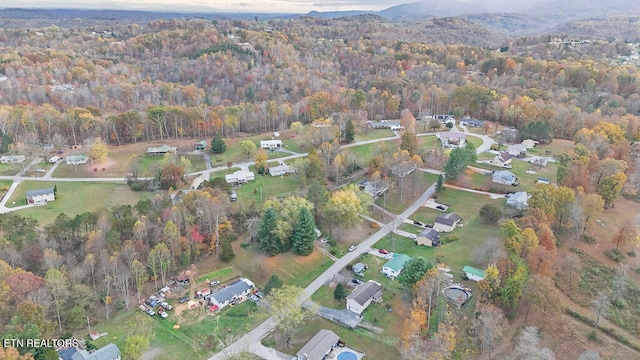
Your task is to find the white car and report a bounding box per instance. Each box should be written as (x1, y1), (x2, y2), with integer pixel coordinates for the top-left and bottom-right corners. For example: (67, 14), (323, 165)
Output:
(408, 234), (417, 240)
(159, 311), (168, 319)
(145, 309), (155, 316)
(160, 301), (172, 310)
(348, 245), (357, 252)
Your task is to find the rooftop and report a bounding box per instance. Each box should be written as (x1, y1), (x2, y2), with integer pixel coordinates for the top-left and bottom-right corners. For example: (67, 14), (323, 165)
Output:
(296, 329), (340, 360)
(435, 212), (461, 226)
(347, 280), (382, 306)
(463, 265), (485, 278)
(25, 188), (54, 197)
(211, 278), (254, 304)
(418, 228), (440, 241)
(383, 253), (411, 272)
(147, 144), (177, 153)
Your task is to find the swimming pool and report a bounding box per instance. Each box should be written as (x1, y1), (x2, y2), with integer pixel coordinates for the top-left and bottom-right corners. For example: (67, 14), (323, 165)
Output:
(337, 351), (358, 360)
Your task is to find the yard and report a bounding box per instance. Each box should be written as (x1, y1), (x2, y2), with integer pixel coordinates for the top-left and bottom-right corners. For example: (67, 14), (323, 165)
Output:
(471, 152), (558, 191)
(0, 162), (27, 176)
(6, 181), (146, 225)
(373, 172), (439, 215)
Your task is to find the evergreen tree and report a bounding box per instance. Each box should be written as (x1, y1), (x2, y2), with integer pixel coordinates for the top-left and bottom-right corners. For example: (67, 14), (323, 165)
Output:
(210, 133), (227, 154)
(290, 207), (317, 256)
(344, 119), (355, 143)
(444, 143), (477, 179)
(333, 283), (347, 300)
(258, 207), (283, 256)
(436, 174), (444, 192)
(219, 239), (235, 262)
(0, 134), (12, 153)
(263, 274), (283, 295)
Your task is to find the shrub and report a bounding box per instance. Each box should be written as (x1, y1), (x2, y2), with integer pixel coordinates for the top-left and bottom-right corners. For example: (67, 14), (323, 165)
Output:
(627, 250), (636, 257)
(604, 248), (625, 262)
(240, 242), (250, 248)
(444, 235), (459, 244)
(582, 234), (596, 243)
(93, 167), (97, 172)
(370, 222), (380, 229)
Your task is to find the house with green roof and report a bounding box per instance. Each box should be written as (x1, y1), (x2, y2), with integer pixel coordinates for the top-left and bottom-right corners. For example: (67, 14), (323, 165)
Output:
(463, 265), (485, 282)
(381, 253), (411, 278)
(146, 144), (177, 156)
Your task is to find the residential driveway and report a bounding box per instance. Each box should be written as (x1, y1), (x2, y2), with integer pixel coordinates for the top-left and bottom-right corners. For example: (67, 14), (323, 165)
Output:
(303, 301), (362, 329)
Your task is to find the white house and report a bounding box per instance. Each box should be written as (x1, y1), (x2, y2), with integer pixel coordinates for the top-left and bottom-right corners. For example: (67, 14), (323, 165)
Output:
(438, 132), (466, 148)
(346, 280), (382, 315)
(0, 155), (25, 164)
(48, 155), (60, 163)
(463, 265), (485, 282)
(490, 152), (512, 168)
(66, 154), (88, 165)
(26, 188), (55, 206)
(492, 170), (518, 186)
(507, 144), (527, 157)
(208, 278), (255, 310)
(146, 144), (177, 156)
(434, 213), (462, 233)
(381, 254), (411, 279)
(521, 139), (539, 149)
(260, 140), (282, 150)
(507, 191), (529, 210)
(367, 120), (404, 130)
(268, 163), (295, 176)
(225, 170), (255, 184)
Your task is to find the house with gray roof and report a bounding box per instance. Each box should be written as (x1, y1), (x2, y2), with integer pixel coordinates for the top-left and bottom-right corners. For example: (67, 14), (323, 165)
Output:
(490, 152), (512, 168)
(437, 132), (466, 148)
(296, 329), (340, 360)
(58, 343), (121, 360)
(416, 228), (441, 247)
(507, 191), (529, 210)
(26, 188), (55, 206)
(0, 155), (25, 164)
(146, 144), (177, 156)
(209, 278), (255, 309)
(492, 170), (518, 186)
(434, 212), (462, 233)
(346, 280), (382, 315)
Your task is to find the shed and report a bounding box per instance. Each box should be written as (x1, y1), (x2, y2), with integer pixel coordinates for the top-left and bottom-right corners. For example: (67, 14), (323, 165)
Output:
(346, 280), (382, 315)
(194, 140), (208, 150)
(463, 265), (485, 282)
(381, 253), (411, 278)
(296, 329), (340, 360)
(352, 262), (366, 275)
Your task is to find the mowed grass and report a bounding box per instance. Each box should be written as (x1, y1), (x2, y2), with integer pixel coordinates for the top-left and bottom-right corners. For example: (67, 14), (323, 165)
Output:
(0, 162), (25, 175)
(263, 315), (401, 360)
(7, 181), (145, 224)
(383, 189), (503, 271)
(472, 153), (558, 191)
(233, 166), (304, 207)
(197, 266), (235, 283)
(375, 172), (438, 214)
(354, 128), (396, 141)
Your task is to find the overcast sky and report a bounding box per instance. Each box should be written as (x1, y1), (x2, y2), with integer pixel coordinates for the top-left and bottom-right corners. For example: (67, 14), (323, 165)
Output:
(0, 0), (412, 13)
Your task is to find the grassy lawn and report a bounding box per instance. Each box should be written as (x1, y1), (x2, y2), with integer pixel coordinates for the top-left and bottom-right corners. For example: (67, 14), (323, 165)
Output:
(262, 315), (401, 360)
(310, 284), (344, 310)
(374, 172), (438, 214)
(354, 128), (395, 141)
(470, 157), (558, 191)
(90, 300), (261, 360)
(345, 139), (401, 165)
(197, 266), (235, 283)
(7, 181), (146, 224)
(0, 162), (25, 175)
(234, 166), (304, 207)
(467, 136), (483, 149)
(417, 135), (438, 149)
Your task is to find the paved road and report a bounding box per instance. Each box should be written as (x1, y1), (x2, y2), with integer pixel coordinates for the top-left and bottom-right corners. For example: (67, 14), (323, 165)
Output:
(209, 183), (436, 360)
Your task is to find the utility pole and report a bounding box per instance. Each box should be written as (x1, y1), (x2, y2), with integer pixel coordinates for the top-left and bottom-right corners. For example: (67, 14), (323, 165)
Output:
(87, 316), (91, 333)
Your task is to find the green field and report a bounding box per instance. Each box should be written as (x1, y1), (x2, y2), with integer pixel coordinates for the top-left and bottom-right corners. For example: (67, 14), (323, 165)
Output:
(7, 181), (146, 224)
(354, 128), (396, 141)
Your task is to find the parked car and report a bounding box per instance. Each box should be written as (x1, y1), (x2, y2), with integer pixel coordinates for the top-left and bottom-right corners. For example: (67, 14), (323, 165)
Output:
(36, 169), (46, 173)
(255, 291), (265, 299)
(436, 205), (446, 211)
(348, 245), (357, 252)
(250, 294), (260, 302)
(351, 279), (363, 285)
(413, 220), (424, 226)
(157, 308), (168, 318)
(160, 301), (172, 310)
(425, 224), (433, 228)
(209, 280), (220, 287)
(230, 190), (237, 202)
(407, 234), (417, 240)
(179, 297), (189, 304)
(378, 249), (390, 254)
(145, 309), (156, 316)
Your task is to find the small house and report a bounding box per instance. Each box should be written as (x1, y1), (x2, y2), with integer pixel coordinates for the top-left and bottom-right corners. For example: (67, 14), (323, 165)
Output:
(146, 144), (177, 156)
(416, 228), (441, 247)
(434, 213), (462, 233)
(381, 253), (411, 279)
(352, 262), (366, 275)
(0, 155), (25, 164)
(194, 140), (207, 151)
(367, 120), (404, 130)
(296, 330), (340, 360)
(507, 144), (527, 158)
(536, 177), (551, 185)
(463, 265), (485, 282)
(58, 343), (121, 360)
(225, 170), (255, 184)
(521, 139), (539, 149)
(529, 157), (548, 167)
(358, 179), (389, 198)
(260, 140), (282, 150)
(26, 188), (55, 206)
(346, 280), (382, 315)
(507, 191), (529, 210)
(437, 132), (466, 148)
(490, 152), (512, 168)
(209, 278), (255, 309)
(268, 163), (295, 176)
(492, 170), (518, 186)
(461, 118), (485, 127)
(66, 155), (88, 165)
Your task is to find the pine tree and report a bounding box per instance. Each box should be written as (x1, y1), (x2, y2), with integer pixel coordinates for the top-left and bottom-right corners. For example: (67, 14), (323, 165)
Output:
(258, 207), (283, 256)
(334, 283), (347, 300)
(290, 207), (317, 256)
(344, 119), (355, 143)
(264, 274), (283, 295)
(436, 174), (444, 192)
(210, 133), (227, 154)
(219, 239), (235, 262)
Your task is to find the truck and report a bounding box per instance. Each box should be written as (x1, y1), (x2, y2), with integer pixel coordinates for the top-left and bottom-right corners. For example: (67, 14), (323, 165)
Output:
(196, 288), (211, 298)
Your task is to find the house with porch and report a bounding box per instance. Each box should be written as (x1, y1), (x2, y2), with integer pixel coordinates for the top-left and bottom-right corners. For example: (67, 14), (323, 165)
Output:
(208, 278), (255, 310)
(507, 191), (529, 210)
(296, 330), (341, 360)
(490, 152), (512, 168)
(260, 140), (282, 150)
(381, 253), (411, 279)
(66, 154), (88, 165)
(367, 120), (404, 130)
(437, 132), (466, 148)
(434, 213), (462, 233)
(146, 144), (177, 156)
(26, 188), (55, 206)
(0, 155), (25, 164)
(225, 170), (255, 184)
(492, 170), (518, 186)
(268, 163), (295, 176)
(346, 280), (382, 315)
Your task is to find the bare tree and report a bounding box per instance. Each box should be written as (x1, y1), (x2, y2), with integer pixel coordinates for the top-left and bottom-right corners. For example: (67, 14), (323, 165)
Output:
(592, 292), (611, 331)
(472, 303), (507, 358)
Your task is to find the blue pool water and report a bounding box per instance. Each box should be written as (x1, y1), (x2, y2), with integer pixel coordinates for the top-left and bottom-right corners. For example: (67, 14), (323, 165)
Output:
(337, 351), (358, 360)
